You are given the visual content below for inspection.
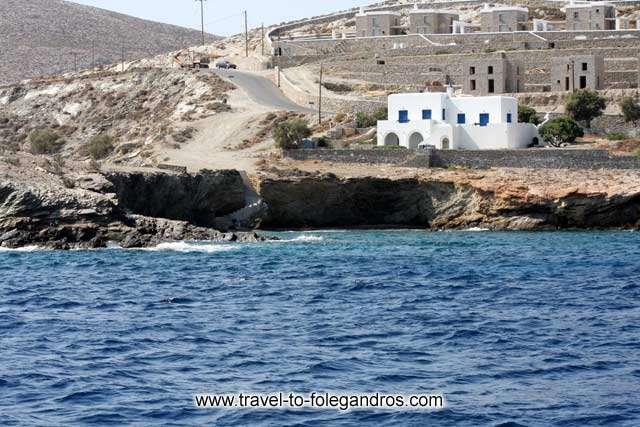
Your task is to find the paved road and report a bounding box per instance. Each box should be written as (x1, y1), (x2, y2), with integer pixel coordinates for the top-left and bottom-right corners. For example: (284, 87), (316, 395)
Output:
(212, 69), (314, 113)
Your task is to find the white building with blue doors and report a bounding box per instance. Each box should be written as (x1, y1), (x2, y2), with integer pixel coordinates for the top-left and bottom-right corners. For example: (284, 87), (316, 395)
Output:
(376, 90), (541, 150)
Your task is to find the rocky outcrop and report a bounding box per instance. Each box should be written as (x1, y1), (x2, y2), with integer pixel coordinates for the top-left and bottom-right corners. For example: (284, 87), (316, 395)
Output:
(0, 171), (271, 250)
(255, 172), (640, 230)
(105, 170), (246, 229)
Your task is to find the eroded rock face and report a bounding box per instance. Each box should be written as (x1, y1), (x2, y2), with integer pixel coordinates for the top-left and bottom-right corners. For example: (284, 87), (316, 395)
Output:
(255, 172), (640, 230)
(105, 170), (246, 228)
(0, 174), (270, 250)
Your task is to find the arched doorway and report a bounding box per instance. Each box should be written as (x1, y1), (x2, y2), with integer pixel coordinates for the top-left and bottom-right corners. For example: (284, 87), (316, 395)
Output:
(441, 137), (450, 150)
(384, 132), (400, 146)
(408, 132), (424, 149)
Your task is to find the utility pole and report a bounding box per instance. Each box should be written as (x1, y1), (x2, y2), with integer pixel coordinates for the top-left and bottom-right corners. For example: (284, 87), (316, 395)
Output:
(318, 63), (323, 125)
(244, 10), (249, 57)
(196, 0), (206, 46)
(277, 35), (281, 88)
(72, 52), (78, 72)
(261, 23), (265, 56)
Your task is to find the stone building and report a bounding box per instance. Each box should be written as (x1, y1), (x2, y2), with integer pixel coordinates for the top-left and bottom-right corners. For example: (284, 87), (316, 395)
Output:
(463, 56), (521, 95)
(409, 8), (459, 34)
(355, 10), (402, 37)
(564, 1), (616, 31)
(480, 5), (529, 33)
(551, 55), (604, 91)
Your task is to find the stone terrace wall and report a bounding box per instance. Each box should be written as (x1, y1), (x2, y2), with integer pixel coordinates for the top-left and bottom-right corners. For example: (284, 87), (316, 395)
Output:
(282, 148), (431, 167)
(430, 149), (640, 169)
(282, 148), (640, 169)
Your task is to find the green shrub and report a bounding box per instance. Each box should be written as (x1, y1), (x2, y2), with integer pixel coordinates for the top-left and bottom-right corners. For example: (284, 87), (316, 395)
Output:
(29, 129), (63, 154)
(86, 133), (114, 159)
(565, 89), (606, 128)
(636, 148), (640, 159)
(518, 105), (541, 125)
(620, 96), (640, 126)
(355, 107), (388, 128)
(538, 116), (584, 147)
(606, 132), (627, 141)
(273, 119), (312, 149)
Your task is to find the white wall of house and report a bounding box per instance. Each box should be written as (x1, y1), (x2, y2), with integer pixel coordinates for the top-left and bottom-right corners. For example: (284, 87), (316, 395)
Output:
(377, 92), (540, 150)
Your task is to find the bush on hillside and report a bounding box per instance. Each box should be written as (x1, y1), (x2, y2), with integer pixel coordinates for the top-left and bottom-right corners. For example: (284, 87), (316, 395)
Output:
(538, 116), (584, 147)
(518, 105), (541, 125)
(606, 132), (627, 141)
(565, 89), (606, 128)
(355, 107), (388, 128)
(29, 129), (63, 154)
(620, 96), (640, 126)
(273, 119), (312, 149)
(86, 133), (114, 159)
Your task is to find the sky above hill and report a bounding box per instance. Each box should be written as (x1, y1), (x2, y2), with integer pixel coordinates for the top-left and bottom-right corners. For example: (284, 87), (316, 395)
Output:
(68, 0), (371, 36)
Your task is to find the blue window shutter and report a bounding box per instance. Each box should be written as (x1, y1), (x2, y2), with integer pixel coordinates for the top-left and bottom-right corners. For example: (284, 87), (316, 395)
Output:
(507, 113), (512, 123)
(399, 110), (409, 123)
(442, 109), (446, 120)
(479, 113), (490, 126)
(457, 113), (466, 124)
(422, 109), (432, 120)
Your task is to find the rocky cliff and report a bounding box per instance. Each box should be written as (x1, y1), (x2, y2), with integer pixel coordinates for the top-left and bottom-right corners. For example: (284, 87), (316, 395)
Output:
(2, 163), (640, 250)
(255, 171), (640, 230)
(106, 170), (246, 228)
(0, 167), (268, 249)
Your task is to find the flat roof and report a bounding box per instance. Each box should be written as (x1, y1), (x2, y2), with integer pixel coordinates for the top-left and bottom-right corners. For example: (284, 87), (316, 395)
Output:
(564, 2), (615, 9)
(356, 11), (401, 17)
(408, 9), (460, 15)
(480, 6), (529, 13)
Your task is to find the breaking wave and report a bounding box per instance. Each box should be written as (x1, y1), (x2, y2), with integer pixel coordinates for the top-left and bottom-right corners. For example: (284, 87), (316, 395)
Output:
(0, 246), (44, 252)
(141, 242), (239, 253)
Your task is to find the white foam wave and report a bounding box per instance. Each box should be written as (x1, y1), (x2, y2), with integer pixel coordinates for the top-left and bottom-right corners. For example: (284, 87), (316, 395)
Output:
(270, 235), (325, 243)
(142, 242), (239, 253)
(462, 227), (490, 232)
(288, 235), (324, 242)
(0, 245), (44, 252)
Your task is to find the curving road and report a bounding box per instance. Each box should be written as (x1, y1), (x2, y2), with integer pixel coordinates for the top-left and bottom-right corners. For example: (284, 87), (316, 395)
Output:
(212, 69), (314, 113)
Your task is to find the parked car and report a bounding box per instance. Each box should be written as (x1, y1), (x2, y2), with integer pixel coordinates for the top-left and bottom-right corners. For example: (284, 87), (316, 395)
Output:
(216, 60), (237, 70)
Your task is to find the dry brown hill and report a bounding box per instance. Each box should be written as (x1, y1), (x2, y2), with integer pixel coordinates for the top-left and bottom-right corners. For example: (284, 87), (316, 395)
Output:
(0, 0), (217, 85)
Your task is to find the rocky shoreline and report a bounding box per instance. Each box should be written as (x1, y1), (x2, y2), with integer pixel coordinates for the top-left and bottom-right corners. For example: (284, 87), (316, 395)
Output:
(0, 169), (272, 250)
(256, 170), (640, 231)
(2, 166), (640, 250)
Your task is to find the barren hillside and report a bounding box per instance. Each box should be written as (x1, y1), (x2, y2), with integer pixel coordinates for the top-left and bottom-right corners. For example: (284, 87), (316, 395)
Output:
(0, 0), (217, 85)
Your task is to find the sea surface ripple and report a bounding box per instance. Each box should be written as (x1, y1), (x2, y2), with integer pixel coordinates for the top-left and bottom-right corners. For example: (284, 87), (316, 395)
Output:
(1, 231), (639, 426)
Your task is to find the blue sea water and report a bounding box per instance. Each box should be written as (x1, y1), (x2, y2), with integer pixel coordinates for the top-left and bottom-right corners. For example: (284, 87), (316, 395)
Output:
(1, 231), (639, 426)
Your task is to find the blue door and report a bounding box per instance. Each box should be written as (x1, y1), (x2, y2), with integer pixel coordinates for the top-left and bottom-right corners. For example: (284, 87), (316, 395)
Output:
(399, 110), (409, 123)
(479, 113), (490, 127)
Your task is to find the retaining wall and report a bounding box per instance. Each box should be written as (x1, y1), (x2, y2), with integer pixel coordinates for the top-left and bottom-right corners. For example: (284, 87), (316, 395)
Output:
(282, 148), (640, 169)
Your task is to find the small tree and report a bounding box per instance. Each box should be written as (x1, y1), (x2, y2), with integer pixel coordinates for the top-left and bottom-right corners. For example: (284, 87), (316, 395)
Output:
(355, 107), (388, 128)
(371, 106), (388, 122)
(29, 129), (63, 154)
(273, 119), (312, 149)
(538, 116), (584, 147)
(86, 133), (114, 159)
(565, 89), (606, 128)
(620, 96), (640, 126)
(518, 105), (541, 125)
